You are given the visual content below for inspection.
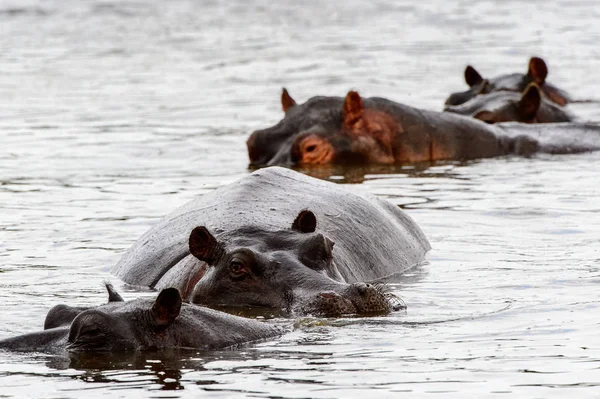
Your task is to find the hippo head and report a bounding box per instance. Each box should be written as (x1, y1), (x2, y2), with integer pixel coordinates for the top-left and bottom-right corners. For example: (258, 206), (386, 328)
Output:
(66, 288), (182, 352)
(445, 57), (550, 106)
(445, 84), (542, 123)
(445, 84), (573, 124)
(0, 288), (184, 352)
(188, 210), (402, 316)
(247, 90), (401, 167)
(1, 287), (282, 353)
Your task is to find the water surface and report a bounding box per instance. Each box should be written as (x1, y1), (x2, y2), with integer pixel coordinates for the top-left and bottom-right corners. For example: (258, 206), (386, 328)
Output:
(1, 0), (599, 397)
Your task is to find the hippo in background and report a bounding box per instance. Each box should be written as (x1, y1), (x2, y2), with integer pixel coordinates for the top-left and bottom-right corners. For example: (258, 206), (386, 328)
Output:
(444, 57), (571, 106)
(247, 89), (600, 167)
(0, 285), (282, 353)
(112, 167), (430, 317)
(444, 84), (575, 124)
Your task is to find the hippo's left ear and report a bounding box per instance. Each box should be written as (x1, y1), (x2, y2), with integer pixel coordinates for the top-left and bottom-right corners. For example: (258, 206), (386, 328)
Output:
(281, 88), (297, 112)
(152, 288), (182, 327)
(189, 226), (225, 265)
(465, 65), (484, 87)
(527, 57), (548, 85)
(343, 91), (364, 127)
(292, 209), (317, 233)
(518, 83), (541, 121)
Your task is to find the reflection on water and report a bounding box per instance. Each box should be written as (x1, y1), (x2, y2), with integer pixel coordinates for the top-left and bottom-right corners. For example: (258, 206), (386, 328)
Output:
(1, 0), (600, 397)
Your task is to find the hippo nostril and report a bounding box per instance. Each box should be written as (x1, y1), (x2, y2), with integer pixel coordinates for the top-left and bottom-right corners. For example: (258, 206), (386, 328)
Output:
(305, 145), (317, 153)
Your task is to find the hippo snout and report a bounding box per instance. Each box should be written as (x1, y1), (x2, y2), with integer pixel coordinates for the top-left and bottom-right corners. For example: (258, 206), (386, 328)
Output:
(296, 282), (404, 317)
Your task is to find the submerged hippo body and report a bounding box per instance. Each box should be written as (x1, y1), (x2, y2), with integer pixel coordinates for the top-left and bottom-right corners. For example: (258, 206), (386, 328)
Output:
(445, 57), (571, 106)
(444, 84), (575, 124)
(0, 287), (281, 353)
(112, 167), (430, 316)
(247, 90), (600, 167)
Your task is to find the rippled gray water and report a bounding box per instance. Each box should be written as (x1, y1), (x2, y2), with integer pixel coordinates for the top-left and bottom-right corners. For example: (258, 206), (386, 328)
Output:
(1, 0), (599, 397)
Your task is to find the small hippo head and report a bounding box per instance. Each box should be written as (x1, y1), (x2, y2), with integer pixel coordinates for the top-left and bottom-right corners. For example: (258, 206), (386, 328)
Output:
(444, 84), (572, 124)
(188, 209), (402, 316)
(247, 90), (401, 167)
(66, 288), (182, 352)
(0, 288), (183, 353)
(445, 57), (555, 106)
(1, 288), (282, 353)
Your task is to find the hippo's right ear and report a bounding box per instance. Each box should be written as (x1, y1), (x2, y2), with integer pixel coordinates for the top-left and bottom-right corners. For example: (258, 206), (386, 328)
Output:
(281, 88), (297, 112)
(152, 288), (182, 327)
(527, 57), (548, 85)
(292, 210), (317, 233)
(465, 65), (483, 87)
(343, 91), (364, 127)
(518, 83), (542, 121)
(189, 226), (225, 265)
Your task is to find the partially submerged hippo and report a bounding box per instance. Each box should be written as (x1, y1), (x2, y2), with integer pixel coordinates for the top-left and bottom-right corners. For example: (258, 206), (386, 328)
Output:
(444, 84), (575, 124)
(247, 89), (600, 166)
(0, 286), (281, 353)
(112, 167), (430, 316)
(445, 56), (571, 106)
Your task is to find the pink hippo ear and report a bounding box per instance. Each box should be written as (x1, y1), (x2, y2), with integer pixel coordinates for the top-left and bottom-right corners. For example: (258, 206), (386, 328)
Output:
(281, 88), (297, 112)
(518, 83), (542, 120)
(292, 209), (317, 233)
(343, 91), (364, 127)
(528, 57), (548, 85)
(188, 226), (224, 265)
(465, 65), (484, 87)
(152, 288), (182, 327)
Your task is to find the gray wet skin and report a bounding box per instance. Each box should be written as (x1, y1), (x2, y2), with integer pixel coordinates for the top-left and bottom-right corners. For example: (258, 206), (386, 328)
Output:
(444, 84), (575, 124)
(0, 286), (281, 353)
(445, 56), (571, 107)
(112, 167), (431, 316)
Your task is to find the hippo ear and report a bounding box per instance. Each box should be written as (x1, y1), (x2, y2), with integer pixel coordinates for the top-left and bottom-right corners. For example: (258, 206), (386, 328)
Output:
(528, 57), (548, 85)
(189, 226), (225, 265)
(292, 209), (317, 233)
(343, 91), (364, 127)
(465, 65), (483, 87)
(152, 288), (182, 327)
(104, 282), (124, 302)
(281, 88), (297, 112)
(518, 84), (541, 120)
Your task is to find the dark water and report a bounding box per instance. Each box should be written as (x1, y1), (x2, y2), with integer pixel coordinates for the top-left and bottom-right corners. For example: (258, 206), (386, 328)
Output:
(1, 0), (600, 397)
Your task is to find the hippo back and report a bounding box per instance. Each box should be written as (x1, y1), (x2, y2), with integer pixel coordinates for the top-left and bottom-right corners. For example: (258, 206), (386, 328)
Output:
(112, 167), (430, 288)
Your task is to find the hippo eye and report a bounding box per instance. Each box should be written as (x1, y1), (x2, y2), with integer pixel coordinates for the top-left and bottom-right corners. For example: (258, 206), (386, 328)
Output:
(229, 260), (249, 278)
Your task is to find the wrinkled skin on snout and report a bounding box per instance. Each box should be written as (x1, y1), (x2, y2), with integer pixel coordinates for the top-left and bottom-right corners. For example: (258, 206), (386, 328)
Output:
(444, 84), (575, 124)
(0, 286), (281, 353)
(445, 56), (571, 107)
(188, 210), (404, 317)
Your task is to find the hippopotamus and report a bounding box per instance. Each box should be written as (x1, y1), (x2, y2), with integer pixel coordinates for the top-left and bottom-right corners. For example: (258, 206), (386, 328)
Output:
(247, 89), (600, 166)
(444, 57), (571, 106)
(444, 84), (575, 124)
(112, 167), (430, 316)
(0, 285), (281, 353)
